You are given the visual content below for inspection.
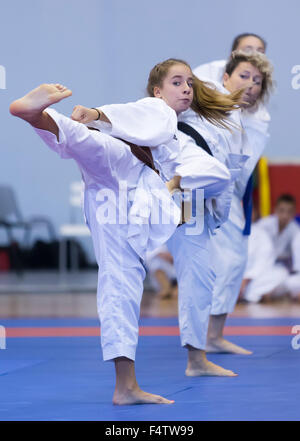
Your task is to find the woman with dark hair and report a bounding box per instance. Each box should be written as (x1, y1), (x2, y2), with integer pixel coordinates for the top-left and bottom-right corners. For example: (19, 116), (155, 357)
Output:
(231, 33), (266, 53)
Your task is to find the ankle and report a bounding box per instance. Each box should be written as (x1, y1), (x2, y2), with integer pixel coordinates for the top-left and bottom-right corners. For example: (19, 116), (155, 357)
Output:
(115, 381), (139, 396)
(207, 335), (223, 343)
(187, 346), (206, 364)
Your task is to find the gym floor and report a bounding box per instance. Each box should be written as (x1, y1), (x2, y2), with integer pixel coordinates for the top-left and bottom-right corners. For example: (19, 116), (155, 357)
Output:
(0, 271), (299, 421)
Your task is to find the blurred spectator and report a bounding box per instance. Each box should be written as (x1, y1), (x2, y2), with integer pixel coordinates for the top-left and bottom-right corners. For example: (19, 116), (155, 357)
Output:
(145, 245), (177, 299)
(241, 195), (300, 302)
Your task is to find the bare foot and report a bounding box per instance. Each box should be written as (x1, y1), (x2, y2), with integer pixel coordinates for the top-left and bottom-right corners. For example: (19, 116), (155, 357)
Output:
(10, 83), (72, 122)
(206, 338), (252, 355)
(113, 386), (174, 405)
(185, 360), (237, 377)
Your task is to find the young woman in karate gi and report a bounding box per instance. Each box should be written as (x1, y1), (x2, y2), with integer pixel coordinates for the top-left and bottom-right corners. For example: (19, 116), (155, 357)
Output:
(198, 51), (274, 355)
(156, 53), (273, 376)
(76, 59), (245, 377)
(157, 60), (251, 376)
(9, 65), (238, 404)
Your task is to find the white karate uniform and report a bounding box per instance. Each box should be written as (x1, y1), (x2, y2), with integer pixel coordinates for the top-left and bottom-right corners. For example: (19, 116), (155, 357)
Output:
(210, 110), (270, 314)
(94, 99), (233, 352)
(91, 99), (231, 194)
(255, 215), (300, 299)
(242, 222), (286, 302)
(34, 97), (231, 361)
(256, 215), (300, 263)
(193, 60), (271, 315)
(167, 102), (251, 349)
(193, 59), (227, 86)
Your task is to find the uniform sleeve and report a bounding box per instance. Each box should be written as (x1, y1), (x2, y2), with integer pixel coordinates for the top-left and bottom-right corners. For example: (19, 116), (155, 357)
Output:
(176, 132), (231, 197)
(193, 60), (226, 84)
(234, 124), (269, 198)
(243, 106), (271, 131)
(91, 97), (177, 147)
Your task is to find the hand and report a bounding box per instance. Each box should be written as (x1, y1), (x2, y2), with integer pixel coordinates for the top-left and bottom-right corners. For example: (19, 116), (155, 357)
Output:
(166, 175), (181, 193)
(71, 105), (99, 124)
(157, 252), (174, 264)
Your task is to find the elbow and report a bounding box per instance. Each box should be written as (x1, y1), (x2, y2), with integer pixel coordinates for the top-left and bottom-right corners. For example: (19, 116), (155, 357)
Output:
(215, 163), (231, 193)
(206, 164), (231, 198)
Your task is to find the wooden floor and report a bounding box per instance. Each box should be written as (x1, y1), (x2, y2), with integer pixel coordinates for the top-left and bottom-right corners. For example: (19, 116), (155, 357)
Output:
(1, 286), (300, 318)
(1, 269), (300, 318)
(141, 291), (300, 318)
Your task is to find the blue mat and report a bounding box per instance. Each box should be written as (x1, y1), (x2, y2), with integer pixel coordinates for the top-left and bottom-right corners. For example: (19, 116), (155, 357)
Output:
(0, 318), (299, 421)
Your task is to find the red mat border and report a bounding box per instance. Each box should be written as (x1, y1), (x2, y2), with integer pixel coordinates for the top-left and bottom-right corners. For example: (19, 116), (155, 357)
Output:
(3, 325), (296, 337)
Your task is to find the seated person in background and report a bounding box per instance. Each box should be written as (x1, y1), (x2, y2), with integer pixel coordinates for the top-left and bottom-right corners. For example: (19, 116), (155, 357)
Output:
(241, 194), (300, 302)
(239, 205), (286, 302)
(145, 245), (177, 299)
(257, 194), (300, 268)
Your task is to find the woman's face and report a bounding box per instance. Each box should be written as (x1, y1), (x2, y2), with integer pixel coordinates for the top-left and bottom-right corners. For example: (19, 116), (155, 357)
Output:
(223, 61), (263, 108)
(153, 64), (194, 115)
(237, 36), (265, 53)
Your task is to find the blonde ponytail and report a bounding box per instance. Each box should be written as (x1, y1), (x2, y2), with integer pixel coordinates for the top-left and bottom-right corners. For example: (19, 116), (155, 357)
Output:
(191, 76), (243, 129)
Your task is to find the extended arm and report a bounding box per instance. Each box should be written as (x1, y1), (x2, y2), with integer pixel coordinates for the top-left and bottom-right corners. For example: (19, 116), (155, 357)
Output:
(71, 105), (111, 124)
(71, 97), (177, 147)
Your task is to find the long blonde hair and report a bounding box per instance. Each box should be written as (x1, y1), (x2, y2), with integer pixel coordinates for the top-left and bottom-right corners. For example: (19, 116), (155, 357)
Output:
(147, 58), (243, 129)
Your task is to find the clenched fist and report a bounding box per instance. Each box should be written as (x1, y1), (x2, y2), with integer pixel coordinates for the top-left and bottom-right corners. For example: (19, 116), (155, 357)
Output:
(71, 105), (99, 124)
